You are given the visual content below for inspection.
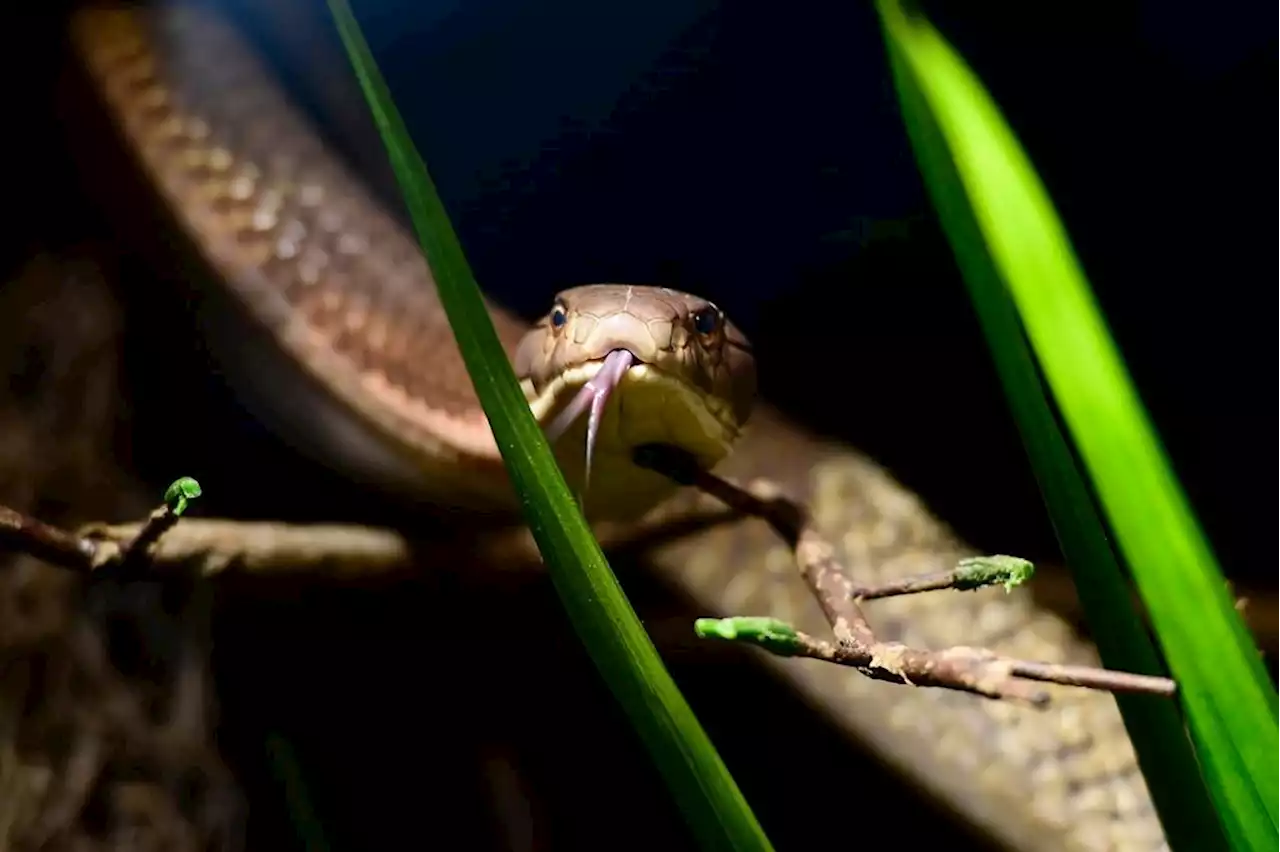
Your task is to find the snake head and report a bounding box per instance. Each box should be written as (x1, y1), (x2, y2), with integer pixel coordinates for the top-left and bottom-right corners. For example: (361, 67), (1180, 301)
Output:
(515, 285), (756, 519)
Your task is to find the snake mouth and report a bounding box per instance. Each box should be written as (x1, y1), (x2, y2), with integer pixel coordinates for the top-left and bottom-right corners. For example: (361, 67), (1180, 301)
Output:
(543, 348), (637, 489)
(544, 349), (635, 441)
(528, 347), (731, 498)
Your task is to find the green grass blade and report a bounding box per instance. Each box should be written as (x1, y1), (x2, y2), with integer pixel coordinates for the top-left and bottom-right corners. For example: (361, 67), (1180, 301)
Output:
(875, 1), (1277, 849)
(323, 2), (773, 849)
(265, 733), (332, 852)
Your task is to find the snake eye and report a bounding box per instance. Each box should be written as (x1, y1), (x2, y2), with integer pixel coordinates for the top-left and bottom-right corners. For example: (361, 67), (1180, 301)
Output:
(692, 306), (721, 336)
(550, 303), (568, 329)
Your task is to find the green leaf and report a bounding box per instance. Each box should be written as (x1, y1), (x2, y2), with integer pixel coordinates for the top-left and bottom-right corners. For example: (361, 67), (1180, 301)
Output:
(163, 476), (202, 516)
(875, 2), (1276, 849)
(695, 617), (802, 656)
(323, 2), (772, 850)
(953, 555), (1034, 593)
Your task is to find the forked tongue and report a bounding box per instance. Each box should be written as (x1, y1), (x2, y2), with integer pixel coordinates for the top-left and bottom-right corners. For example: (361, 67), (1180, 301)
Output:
(544, 349), (635, 498)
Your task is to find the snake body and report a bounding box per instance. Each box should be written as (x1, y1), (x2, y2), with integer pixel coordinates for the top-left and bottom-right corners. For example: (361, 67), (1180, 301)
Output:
(66, 4), (1166, 849)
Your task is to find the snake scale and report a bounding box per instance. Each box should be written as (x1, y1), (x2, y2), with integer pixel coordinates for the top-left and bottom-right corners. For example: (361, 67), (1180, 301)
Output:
(62, 2), (1166, 849)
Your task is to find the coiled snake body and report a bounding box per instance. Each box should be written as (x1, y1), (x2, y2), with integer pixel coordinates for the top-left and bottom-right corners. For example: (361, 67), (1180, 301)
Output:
(65, 3), (1165, 849)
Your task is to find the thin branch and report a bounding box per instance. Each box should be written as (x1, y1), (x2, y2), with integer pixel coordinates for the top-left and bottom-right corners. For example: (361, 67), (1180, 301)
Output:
(0, 505), (97, 572)
(0, 494), (737, 585)
(83, 519), (416, 579)
(114, 504), (182, 576)
(0, 501), (415, 580)
(1005, 660), (1176, 696)
(635, 444), (1177, 704)
(852, 554), (1033, 600)
(853, 570), (959, 600)
(695, 616), (1175, 702)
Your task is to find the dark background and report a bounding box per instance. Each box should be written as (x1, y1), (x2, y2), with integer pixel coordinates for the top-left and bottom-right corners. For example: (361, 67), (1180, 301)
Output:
(196, 0), (1274, 575)
(3, 0), (1274, 849)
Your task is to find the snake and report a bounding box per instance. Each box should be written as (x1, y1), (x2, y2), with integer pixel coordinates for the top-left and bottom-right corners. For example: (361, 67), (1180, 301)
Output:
(62, 2), (1168, 850)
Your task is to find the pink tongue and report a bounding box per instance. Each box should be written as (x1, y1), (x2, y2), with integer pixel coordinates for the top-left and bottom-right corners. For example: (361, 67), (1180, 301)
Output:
(544, 349), (635, 491)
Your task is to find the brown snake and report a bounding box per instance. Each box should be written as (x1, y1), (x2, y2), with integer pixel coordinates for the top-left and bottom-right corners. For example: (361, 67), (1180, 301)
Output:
(63, 2), (1167, 849)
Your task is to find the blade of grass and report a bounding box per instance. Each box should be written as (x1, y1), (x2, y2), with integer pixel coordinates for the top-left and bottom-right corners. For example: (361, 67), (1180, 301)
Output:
(322, 2), (772, 850)
(875, 2), (1277, 849)
(265, 732), (331, 852)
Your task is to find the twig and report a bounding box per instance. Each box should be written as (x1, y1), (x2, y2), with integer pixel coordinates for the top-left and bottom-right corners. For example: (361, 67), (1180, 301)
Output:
(695, 617), (1050, 705)
(1004, 660), (1176, 696)
(0, 505), (97, 571)
(0, 481), (414, 580)
(695, 616), (1176, 702)
(852, 554), (1034, 600)
(635, 444), (1177, 704)
(114, 506), (181, 577)
(113, 477), (201, 576)
(82, 519), (415, 579)
(0, 478), (203, 577)
(0, 501), (736, 586)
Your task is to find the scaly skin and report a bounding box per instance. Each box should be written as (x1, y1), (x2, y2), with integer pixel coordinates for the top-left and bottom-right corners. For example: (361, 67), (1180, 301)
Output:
(66, 3), (1166, 849)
